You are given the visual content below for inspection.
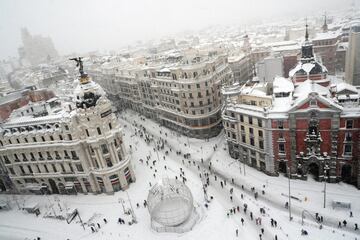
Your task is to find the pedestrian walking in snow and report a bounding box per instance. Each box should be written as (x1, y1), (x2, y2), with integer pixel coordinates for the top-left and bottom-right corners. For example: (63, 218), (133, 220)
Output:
(250, 212), (253, 220)
(241, 194), (244, 199)
(261, 228), (264, 234)
(97, 223), (101, 229)
(275, 234), (278, 240)
(350, 211), (353, 217)
(355, 223), (358, 230)
(241, 218), (244, 225)
(230, 196), (233, 202)
(338, 221), (342, 228)
(274, 220), (277, 227)
(259, 234), (262, 240)
(103, 218), (107, 224)
(343, 220), (347, 227)
(271, 218), (274, 227)
(236, 229), (238, 237)
(91, 227), (95, 233)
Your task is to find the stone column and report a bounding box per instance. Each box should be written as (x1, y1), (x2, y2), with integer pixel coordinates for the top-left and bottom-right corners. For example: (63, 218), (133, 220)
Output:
(118, 171), (129, 190)
(109, 142), (119, 163)
(94, 147), (105, 168)
(78, 178), (87, 194)
(103, 175), (114, 194)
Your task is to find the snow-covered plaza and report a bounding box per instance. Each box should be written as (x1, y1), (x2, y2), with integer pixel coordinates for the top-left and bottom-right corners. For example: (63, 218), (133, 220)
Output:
(0, 110), (359, 240)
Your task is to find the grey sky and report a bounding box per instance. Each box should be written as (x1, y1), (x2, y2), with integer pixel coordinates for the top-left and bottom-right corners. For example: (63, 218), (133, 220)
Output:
(0, 0), (352, 60)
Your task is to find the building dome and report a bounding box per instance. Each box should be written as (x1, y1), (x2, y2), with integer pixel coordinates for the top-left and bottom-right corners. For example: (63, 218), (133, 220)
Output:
(147, 178), (194, 227)
(73, 79), (106, 109)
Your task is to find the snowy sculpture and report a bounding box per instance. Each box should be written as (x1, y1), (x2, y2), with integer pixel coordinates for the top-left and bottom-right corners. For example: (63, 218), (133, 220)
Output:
(147, 178), (199, 233)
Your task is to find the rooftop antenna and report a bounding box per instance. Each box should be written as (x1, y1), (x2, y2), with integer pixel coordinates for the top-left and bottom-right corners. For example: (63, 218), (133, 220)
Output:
(305, 18), (309, 41)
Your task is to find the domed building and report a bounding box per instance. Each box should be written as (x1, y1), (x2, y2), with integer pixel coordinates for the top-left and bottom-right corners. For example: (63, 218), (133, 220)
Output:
(0, 58), (135, 194)
(147, 178), (199, 233)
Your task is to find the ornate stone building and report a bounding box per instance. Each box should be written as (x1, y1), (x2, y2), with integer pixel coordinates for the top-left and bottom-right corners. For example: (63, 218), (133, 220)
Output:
(223, 27), (360, 189)
(0, 62), (135, 194)
(94, 54), (233, 139)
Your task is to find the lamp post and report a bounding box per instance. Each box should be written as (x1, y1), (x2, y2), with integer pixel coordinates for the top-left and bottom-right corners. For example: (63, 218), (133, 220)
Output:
(126, 191), (137, 223)
(287, 163), (292, 221)
(323, 164), (330, 208)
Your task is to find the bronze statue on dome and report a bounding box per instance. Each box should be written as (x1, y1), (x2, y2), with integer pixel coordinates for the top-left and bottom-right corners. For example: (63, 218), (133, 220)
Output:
(69, 57), (85, 76)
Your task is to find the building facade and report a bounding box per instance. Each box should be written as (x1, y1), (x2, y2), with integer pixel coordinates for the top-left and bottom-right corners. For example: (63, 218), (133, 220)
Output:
(345, 20), (360, 86)
(223, 29), (360, 188)
(95, 54), (233, 139)
(0, 69), (135, 194)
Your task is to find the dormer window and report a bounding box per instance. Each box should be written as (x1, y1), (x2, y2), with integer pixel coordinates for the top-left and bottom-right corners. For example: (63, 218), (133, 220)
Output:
(346, 120), (353, 129)
(310, 99), (317, 107)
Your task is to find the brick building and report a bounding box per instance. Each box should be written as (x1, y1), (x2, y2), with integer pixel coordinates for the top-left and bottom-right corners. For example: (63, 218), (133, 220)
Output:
(223, 27), (360, 188)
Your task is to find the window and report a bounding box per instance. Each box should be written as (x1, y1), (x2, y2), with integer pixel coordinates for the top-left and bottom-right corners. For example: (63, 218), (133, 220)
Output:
(69, 164), (74, 172)
(68, 134), (72, 140)
(27, 166), (33, 173)
(258, 119), (262, 127)
(248, 116), (253, 124)
(250, 138), (255, 146)
(8, 167), (15, 175)
(76, 164), (84, 172)
(24, 138), (28, 143)
(109, 123), (112, 130)
(192, 111), (196, 115)
(346, 120), (353, 129)
(38, 152), (43, 160)
(60, 164), (65, 172)
(16, 139), (20, 144)
(3, 155), (10, 164)
(55, 151), (60, 159)
(52, 164), (57, 172)
(50, 136), (54, 141)
(97, 127), (102, 135)
(189, 93), (193, 98)
(279, 143), (285, 154)
(310, 99), (317, 106)
(242, 135), (246, 143)
(47, 152), (52, 160)
(85, 129), (89, 137)
(278, 120), (284, 129)
(65, 125), (69, 130)
(196, 83), (200, 88)
(232, 133), (236, 139)
(22, 153), (27, 161)
(64, 150), (70, 159)
(41, 136), (45, 142)
(71, 151), (78, 159)
(259, 140), (264, 149)
(345, 132), (352, 142)
(101, 144), (109, 154)
(105, 158), (113, 167)
(33, 137), (37, 142)
(59, 135), (63, 140)
(249, 128), (253, 135)
(198, 92), (202, 98)
(258, 130), (263, 138)
(344, 144), (352, 156)
(188, 84), (191, 89)
(240, 115), (244, 122)
(44, 165), (49, 173)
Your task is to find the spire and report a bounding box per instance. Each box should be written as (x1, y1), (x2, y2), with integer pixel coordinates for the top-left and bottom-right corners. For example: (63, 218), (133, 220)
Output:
(322, 12), (328, 32)
(305, 18), (309, 41)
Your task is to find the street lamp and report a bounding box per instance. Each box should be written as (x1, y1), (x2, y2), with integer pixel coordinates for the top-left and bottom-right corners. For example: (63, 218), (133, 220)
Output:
(118, 198), (126, 214)
(323, 164), (330, 208)
(287, 163), (292, 221)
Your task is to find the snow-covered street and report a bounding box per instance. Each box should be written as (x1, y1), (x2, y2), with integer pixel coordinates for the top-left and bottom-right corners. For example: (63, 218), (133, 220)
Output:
(0, 110), (359, 240)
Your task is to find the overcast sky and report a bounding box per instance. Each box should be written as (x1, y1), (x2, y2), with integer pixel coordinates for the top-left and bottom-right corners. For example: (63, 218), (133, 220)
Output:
(0, 0), (352, 60)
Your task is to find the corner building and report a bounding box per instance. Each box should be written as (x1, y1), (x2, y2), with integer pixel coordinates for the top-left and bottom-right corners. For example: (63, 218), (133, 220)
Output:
(0, 72), (135, 194)
(223, 28), (360, 188)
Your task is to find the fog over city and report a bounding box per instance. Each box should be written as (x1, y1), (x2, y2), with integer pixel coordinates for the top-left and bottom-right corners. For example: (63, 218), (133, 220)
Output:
(0, 0), (353, 59)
